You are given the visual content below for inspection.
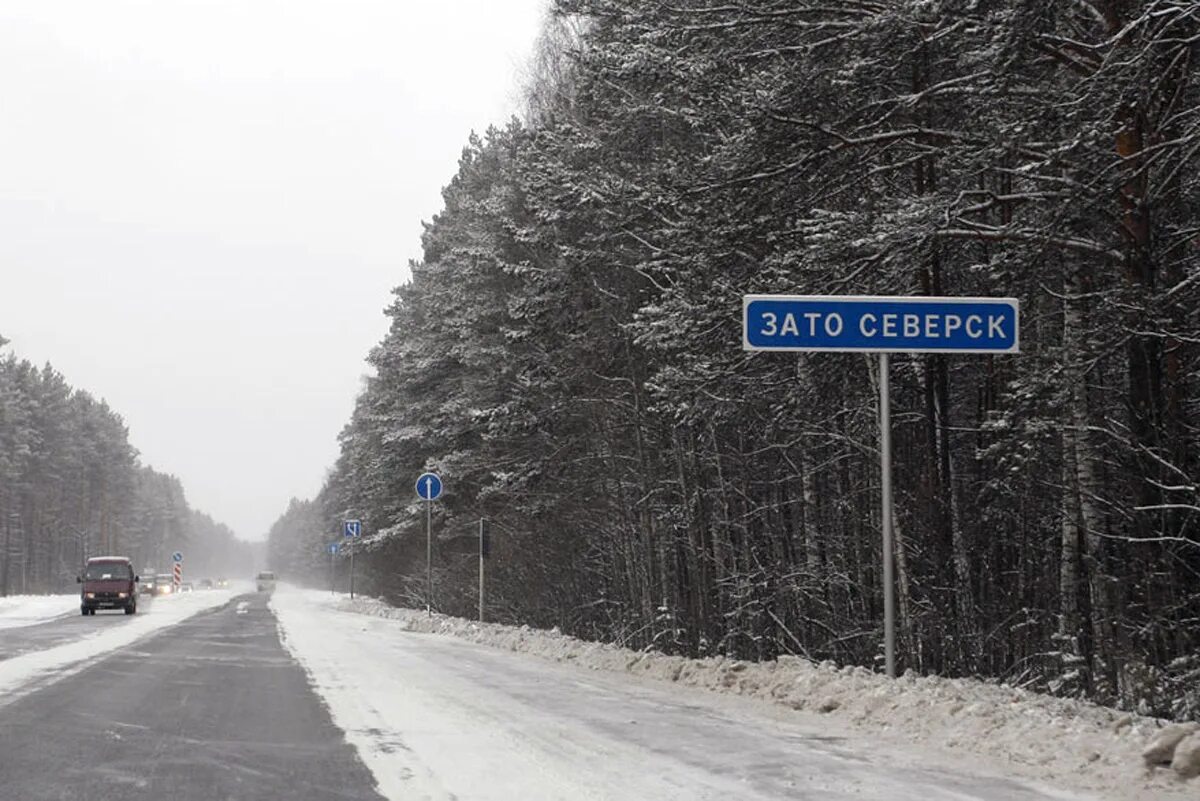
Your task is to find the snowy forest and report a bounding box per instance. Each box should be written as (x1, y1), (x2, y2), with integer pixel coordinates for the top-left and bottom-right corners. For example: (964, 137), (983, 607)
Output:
(267, 1), (1200, 720)
(0, 336), (252, 593)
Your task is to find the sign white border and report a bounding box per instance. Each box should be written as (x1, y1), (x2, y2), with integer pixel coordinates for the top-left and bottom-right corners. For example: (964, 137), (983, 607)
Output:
(415, 472), (443, 501)
(742, 294), (1020, 354)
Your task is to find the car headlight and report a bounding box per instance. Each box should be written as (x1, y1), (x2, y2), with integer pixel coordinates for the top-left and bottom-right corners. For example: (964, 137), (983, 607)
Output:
(117, 592), (127, 599)
(85, 592), (95, 599)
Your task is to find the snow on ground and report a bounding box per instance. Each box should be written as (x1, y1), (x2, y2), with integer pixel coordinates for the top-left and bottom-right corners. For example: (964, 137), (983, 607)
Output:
(272, 586), (1114, 801)
(0, 594), (79, 629)
(0, 589), (235, 704)
(328, 593), (1193, 801)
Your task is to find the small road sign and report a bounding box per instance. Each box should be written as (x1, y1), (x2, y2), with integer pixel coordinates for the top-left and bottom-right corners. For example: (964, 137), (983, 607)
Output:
(172, 551), (183, 563)
(343, 520), (362, 538)
(743, 295), (1019, 354)
(415, 472), (444, 616)
(416, 472), (443, 501)
(327, 543), (339, 554)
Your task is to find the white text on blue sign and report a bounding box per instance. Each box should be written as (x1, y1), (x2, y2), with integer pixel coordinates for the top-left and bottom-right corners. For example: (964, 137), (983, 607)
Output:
(743, 296), (1019, 354)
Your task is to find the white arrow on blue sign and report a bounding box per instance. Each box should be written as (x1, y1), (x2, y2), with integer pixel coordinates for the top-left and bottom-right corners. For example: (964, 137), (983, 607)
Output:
(328, 543), (340, 554)
(172, 551), (183, 563)
(416, 472), (443, 501)
(343, 520), (362, 538)
(743, 295), (1019, 354)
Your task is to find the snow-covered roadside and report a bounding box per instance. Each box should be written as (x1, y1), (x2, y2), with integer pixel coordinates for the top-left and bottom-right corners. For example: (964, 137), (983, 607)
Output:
(338, 594), (1192, 801)
(0, 590), (234, 704)
(0, 594), (79, 629)
(272, 586), (1095, 801)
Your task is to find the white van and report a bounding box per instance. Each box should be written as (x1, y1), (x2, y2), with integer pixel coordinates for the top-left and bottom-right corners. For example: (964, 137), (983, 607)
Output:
(255, 571), (277, 592)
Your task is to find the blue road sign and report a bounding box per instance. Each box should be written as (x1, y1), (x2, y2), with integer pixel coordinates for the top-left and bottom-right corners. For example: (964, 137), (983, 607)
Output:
(172, 551), (183, 563)
(328, 543), (340, 554)
(743, 295), (1019, 354)
(416, 472), (443, 501)
(343, 520), (362, 538)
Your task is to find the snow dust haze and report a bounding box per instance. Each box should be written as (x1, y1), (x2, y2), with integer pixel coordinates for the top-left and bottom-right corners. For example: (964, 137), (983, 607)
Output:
(0, 0), (548, 539)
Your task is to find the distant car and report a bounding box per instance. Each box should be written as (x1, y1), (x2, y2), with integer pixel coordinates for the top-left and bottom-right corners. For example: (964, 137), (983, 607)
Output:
(255, 571), (276, 593)
(139, 570), (159, 596)
(180, 582), (194, 593)
(198, 578), (213, 590)
(154, 574), (175, 595)
(216, 578), (229, 589)
(79, 556), (138, 616)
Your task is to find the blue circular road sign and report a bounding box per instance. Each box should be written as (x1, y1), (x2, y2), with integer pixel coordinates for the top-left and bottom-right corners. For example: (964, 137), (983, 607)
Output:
(172, 551), (183, 563)
(416, 472), (443, 501)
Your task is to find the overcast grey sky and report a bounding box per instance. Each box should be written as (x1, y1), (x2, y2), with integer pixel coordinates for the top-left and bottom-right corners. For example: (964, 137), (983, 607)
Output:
(0, 0), (549, 540)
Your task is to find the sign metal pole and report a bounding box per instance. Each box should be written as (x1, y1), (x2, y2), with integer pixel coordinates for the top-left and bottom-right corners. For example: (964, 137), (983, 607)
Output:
(426, 498), (432, 616)
(350, 540), (355, 600)
(479, 518), (485, 623)
(879, 353), (896, 678)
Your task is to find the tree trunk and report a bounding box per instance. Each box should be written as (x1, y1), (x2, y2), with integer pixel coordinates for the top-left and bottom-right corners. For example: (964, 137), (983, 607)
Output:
(893, 509), (918, 672)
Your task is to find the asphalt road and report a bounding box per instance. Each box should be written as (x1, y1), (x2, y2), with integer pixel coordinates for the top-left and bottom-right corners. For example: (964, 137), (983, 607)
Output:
(0, 593), (384, 801)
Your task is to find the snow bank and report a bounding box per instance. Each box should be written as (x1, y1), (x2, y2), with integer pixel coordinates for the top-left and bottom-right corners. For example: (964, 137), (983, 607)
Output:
(0, 594), (79, 629)
(339, 596), (1195, 800)
(0, 590), (234, 704)
(1169, 732), (1200, 779)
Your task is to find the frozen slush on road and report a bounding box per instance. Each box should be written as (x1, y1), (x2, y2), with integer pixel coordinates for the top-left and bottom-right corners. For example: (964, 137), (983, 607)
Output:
(272, 586), (1104, 801)
(0, 588), (234, 704)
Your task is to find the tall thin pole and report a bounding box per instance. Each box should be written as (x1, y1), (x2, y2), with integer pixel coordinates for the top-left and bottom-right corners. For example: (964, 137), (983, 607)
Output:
(426, 500), (432, 616)
(478, 518), (485, 623)
(349, 541), (355, 600)
(879, 353), (896, 678)
(330, 547), (335, 595)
